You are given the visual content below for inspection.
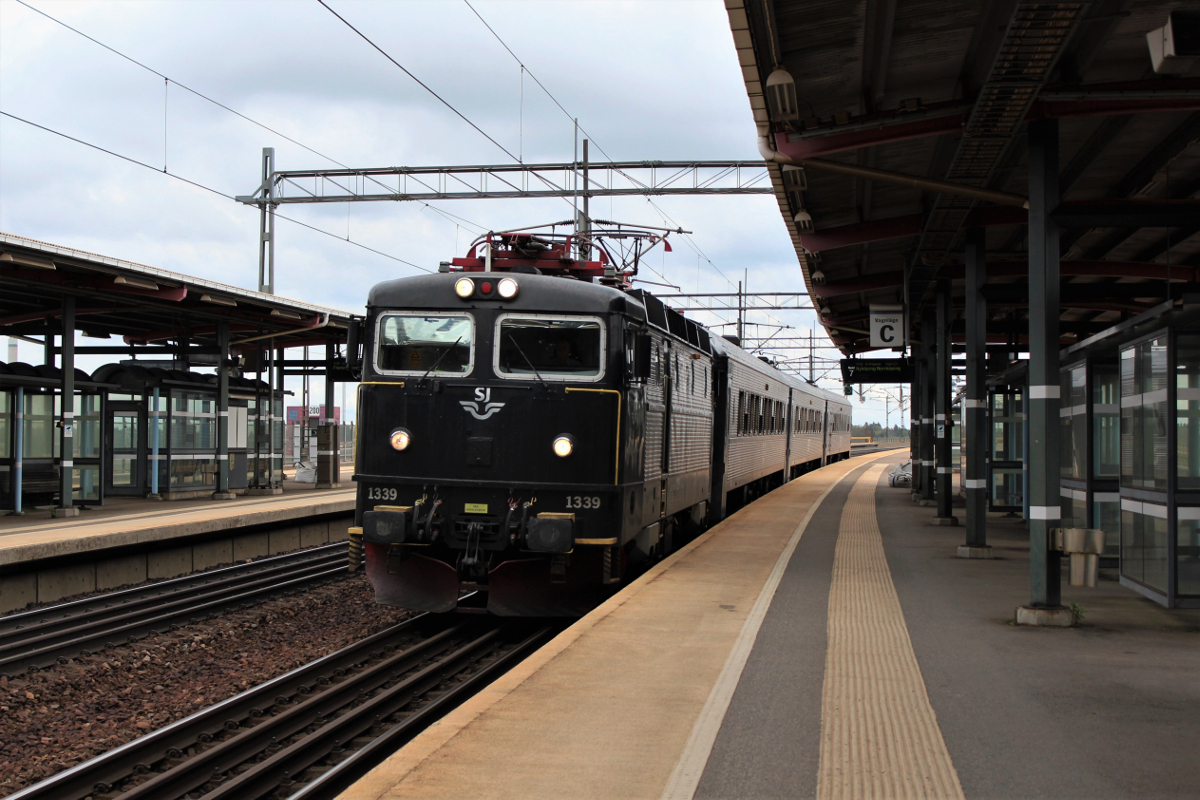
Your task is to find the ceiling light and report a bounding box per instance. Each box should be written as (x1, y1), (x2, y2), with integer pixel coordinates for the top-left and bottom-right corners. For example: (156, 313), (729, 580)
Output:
(201, 294), (237, 307)
(782, 165), (807, 191)
(0, 252), (56, 270)
(1147, 11), (1200, 74)
(794, 209), (814, 233)
(114, 275), (161, 290)
(270, 309), (302, 320)
(765, 67), (799, 122)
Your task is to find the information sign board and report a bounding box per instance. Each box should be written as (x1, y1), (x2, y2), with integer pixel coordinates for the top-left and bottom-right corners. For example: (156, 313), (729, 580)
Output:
(840, 358), (913, 384)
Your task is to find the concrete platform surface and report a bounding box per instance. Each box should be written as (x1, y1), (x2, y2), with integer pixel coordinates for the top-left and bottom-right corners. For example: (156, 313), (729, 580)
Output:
(0, 475), (354, 566)
(342, 455), (1200, 800)
(341, 452), (892, 800)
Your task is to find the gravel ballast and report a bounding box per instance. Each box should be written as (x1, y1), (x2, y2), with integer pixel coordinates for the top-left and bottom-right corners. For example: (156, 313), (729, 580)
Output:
(0, 575), (411, 796)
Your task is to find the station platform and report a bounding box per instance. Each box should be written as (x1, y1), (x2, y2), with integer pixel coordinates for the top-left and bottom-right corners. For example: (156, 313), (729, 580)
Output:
(343, 452), (1200, 800)
(0, 466), (355, 612)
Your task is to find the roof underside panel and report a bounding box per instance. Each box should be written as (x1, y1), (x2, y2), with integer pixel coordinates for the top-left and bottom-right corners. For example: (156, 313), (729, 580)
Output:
(728, 0), (1200, 354)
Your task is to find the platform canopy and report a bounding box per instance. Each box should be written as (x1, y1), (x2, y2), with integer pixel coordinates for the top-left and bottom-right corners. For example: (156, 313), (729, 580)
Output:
(0, 231), (353, 355)
(726, 0), (1200, 354)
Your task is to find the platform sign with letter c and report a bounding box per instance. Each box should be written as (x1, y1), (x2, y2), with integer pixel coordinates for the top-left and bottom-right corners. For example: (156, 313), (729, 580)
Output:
(870, 310), (905, 349)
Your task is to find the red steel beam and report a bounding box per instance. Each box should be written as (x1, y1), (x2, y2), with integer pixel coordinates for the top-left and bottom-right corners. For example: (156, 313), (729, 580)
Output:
(801, 206), (1030, 253)
(814, 261), (1198, 298)
(800, 215), (926, 252)
(776, 79), (1200, 159)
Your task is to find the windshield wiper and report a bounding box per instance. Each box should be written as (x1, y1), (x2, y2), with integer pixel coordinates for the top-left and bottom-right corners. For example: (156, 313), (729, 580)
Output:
(418, 336), (462, 385)
(507, 334), (549, 388)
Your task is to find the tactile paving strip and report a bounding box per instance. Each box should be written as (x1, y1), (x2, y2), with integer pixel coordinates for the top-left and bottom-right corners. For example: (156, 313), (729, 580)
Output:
(817, 464), (964, 800)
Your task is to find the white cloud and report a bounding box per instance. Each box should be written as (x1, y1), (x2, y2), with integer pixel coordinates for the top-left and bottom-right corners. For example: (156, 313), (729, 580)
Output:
(1, 0), (871, 418)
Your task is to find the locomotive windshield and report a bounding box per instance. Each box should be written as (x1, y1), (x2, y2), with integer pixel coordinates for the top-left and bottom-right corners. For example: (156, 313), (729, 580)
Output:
(495, 315), (604, 380)
(376, 313), (474, 375)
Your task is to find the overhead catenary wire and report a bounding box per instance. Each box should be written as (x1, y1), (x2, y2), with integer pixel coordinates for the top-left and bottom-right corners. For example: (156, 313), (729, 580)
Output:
(461, 0), (754, 303)
(319, 0), (521, 163)
(460, 0), (832, 350)
(0, 110), (430, 273)
(16, 0), (487, 236)
(15, 0), (350, 171)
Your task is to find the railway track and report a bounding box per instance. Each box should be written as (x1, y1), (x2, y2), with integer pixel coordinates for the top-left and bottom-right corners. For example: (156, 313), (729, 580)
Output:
(12, 609), (555, 800)
(0, 543), (350, 676)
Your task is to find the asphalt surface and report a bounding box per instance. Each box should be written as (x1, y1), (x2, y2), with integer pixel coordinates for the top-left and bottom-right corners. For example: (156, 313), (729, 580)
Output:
(697, 460), (1200, 799)
(695, 459), (879, 800)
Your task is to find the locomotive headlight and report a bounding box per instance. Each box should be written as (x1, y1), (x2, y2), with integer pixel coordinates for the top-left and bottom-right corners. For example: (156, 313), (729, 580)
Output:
(389, 428), (412, 451)
(552, 434), (574, 458)
(497, 277), (519, 299)
(454, 278), (474, 298)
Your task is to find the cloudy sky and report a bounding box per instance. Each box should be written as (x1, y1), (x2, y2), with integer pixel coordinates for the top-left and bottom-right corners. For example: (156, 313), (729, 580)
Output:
(1, 0), (898, 425)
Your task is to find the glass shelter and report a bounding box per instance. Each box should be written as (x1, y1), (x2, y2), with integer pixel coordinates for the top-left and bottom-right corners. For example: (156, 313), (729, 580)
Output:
(0, 363), (106, 510)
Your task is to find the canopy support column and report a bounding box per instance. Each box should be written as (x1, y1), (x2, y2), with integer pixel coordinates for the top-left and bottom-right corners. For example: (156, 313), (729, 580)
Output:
(55, 296), (77, 517)
(934, 281), (957, 524)
(919, 311), (936, 505)
(212, 320), (235, 500)
(317, 339), (341, 489)
(961, 227), (992, 555)
(1018, 117), (1068, 626)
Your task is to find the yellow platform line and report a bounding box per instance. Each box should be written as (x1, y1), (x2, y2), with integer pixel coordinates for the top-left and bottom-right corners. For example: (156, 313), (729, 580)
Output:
(817, 464), (964, 800)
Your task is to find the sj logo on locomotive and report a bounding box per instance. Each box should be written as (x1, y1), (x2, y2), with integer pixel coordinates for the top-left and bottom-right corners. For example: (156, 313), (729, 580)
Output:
(460, 387), (506, 420)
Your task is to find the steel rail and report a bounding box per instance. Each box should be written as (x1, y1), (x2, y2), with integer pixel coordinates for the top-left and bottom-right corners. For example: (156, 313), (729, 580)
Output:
(114, 622), (478, 800)
(202, 626), (536, 800)
(288, 625), (553, 800)
(0, 546), (349, 675)
(6, 610), (446, 800)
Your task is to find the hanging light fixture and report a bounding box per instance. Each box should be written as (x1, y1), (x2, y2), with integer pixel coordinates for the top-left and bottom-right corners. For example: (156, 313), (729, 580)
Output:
(765, 66), (799, 122)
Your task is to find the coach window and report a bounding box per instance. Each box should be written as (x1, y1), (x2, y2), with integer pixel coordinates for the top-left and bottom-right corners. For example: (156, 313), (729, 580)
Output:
(495, 314), (605, 382)
(376, 313), (474, 376)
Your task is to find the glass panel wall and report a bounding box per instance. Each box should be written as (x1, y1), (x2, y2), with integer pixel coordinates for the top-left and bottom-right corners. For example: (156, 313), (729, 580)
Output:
(1093, 364), (1120, 479)
(0, 390), (10, 460)
(1120, 338), (1168, 491)
(0, 390), (9, 508)
(1094, 494), (1121, 555)
(1176, 334), (1200, 489)
(1061, 365), (1087, 480)
(24, 393), (58, 459)
(169, 392), (216, 491)
(1178, 510), (1200, 597)
(1121, 500), (1168, 593)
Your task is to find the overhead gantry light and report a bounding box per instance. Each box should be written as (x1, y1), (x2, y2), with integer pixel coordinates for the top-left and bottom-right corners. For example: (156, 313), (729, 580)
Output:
(793, 209), (814, 233)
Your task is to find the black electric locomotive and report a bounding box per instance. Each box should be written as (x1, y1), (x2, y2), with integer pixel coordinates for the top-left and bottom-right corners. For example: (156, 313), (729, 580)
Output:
(347, 226), (851, 617)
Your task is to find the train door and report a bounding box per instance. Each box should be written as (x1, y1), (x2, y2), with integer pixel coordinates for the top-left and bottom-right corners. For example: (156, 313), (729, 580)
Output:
(822, 399), (830, 464)
(987, 386), (1024, 511)
(105, 401), (146, 496)
(660, 339), (672, 518)
(784, 389), (793, 479)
